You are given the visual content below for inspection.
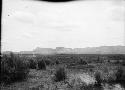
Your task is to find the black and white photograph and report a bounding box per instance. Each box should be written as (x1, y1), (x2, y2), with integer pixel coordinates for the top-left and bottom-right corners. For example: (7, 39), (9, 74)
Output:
(1, 0), (125, 90)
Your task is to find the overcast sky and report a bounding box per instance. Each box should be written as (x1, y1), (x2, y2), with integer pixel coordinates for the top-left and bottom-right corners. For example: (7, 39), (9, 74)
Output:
(2, 0), (125, 52)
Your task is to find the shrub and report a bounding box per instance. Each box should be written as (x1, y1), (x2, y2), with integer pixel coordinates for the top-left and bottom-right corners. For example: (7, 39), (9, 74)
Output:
(54, 67), (67, 82)
(94, 71), (102, 86)
(37, 60), (46, 70)
(122, 62), (125, 66)
(44, 59), (51, 66)
(115, 67), (125, 81)
(80, 60), (87, 65)
(55, 60), (59, 65)
(1, 53), (29, 84)
(80, 84), (102, 90)
(28, 59), (37, 69)
(89, 68), (93, 72)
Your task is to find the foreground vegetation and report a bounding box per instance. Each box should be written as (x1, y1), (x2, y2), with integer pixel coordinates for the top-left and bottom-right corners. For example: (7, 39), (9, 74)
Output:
(1, 53), (29, 84)
(1, 53), (125, 90)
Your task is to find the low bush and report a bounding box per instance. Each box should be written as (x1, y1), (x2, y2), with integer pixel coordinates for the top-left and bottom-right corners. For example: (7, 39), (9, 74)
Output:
(37, 60), (46, 70)
(55, 60), (59, 65)
(1, 53), (29, 84)
(80, 84), (103, 90)
(44, 59), (51, 66)
(28, 59), (37, 69)
(115, 67), (125, 81)
(79, 59), (87, 65)
(94, 66), (125, 84)
(54, 67), (67, 82)
(94, 71), (102, 86)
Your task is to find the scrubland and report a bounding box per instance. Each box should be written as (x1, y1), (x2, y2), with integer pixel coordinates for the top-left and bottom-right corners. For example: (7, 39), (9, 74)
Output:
(1, 53), (125, 90)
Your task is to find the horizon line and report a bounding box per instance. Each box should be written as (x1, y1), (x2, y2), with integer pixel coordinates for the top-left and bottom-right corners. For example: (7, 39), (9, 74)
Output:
(2, 45), (125, 52)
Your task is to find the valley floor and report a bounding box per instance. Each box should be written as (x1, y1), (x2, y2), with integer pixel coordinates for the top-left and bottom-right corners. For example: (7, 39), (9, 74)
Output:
(1, 65), (125, 90)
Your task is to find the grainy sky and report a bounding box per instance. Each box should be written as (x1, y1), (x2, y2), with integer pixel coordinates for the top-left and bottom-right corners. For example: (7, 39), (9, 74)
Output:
(2, 0), (125, 52)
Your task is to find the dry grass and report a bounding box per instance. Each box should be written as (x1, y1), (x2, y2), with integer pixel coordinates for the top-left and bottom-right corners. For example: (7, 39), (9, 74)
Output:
(1, 54), (125, 90)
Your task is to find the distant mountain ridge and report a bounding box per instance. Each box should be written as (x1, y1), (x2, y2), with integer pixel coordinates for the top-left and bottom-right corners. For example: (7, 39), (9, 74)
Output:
(2, 46), (125, 54)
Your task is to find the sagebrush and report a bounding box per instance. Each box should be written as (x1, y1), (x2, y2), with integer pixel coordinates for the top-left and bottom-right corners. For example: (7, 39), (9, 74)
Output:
(37, 60), (46, 70)
(54, 67), (67, 82)
(1, 53), (29, 84)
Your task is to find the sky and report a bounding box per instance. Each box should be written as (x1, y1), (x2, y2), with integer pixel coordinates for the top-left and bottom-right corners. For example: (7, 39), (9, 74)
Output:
(2, 0), (125, 52)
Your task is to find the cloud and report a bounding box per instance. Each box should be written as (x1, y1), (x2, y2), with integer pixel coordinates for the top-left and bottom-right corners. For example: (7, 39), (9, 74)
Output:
(52, 24), (80, 32)
(22, 33), (33, 38)
(12, 11), (36, 24)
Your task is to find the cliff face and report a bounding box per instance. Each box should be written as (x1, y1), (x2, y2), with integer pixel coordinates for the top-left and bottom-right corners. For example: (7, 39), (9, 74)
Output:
(33, 47), (56, 54)
(2, 46), (125, 55)
(32, 46), (125, 54)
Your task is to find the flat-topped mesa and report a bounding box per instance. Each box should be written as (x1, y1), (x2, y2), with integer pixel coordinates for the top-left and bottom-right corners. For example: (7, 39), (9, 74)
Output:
(2, 46), (125, 55)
